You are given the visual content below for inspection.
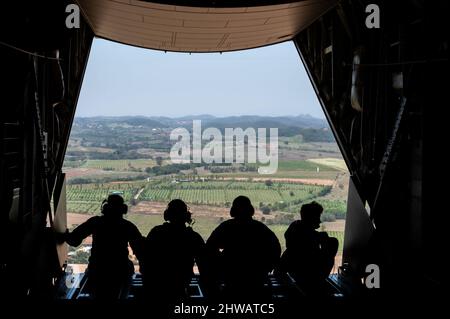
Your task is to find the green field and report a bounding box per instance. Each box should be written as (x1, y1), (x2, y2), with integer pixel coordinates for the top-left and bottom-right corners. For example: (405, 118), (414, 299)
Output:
(67, 180), (341, 216)
(81, 159), (156, 170)
(138, 180), (328, 206)
(277, 160), (336, 172)
(307, 158), (348, 171)
(67, 179), (337, 214)
(67, 182), (144, 202)
(67, 201), (102, 215)
(66, 182), (146, 214)
(230, 160), (340, 179)
(64, 158), (341, 179)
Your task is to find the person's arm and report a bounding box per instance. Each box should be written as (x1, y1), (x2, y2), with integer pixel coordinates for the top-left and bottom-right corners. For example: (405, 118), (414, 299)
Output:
(205, 224), (229, 274)
(144, 226), (159, 249)
(317, 232), (338, 257)
(272, 232), (282, 261)
(128, 223), (144, 261)
(192, 232), (206, 273)
(286, 223), (318, 259)
(267, 228), (282, 271)
(284, 223), (296, 250)
(201, 229), (223, 298)
(205, 224), (224, 252)
(65, 217), (97, 247)
(141, 226), (160, 264)
(317, 231), (330, 241)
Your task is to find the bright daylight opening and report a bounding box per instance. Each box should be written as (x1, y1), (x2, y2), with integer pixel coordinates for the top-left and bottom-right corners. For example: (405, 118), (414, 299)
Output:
(63, 39), (349, 274)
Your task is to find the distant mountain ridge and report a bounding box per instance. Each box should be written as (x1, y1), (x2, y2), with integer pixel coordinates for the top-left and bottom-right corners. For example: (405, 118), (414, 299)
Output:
(72, 115), (334, 142)
(74, 114), (328, 129)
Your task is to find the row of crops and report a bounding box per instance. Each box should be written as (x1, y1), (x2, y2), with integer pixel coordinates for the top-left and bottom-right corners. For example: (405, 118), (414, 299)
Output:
(70, 159), (340, 172)
(66, 183), (142, 202)
(148, 180), (325, 190)
(66, 180), (331, 213)
(81, 159), (156, 170)
(67, 201), (102, 214)
(137, 180), (327, 205)
(69, 181), (146, 190)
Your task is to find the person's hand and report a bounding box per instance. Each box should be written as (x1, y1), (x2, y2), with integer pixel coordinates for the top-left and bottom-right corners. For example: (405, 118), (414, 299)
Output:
(55, 229), (69, 244)
(317, 231), (329, 242)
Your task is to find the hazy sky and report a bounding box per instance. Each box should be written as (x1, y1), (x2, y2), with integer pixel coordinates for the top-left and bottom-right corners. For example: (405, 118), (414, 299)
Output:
(76, 39), (324, 118)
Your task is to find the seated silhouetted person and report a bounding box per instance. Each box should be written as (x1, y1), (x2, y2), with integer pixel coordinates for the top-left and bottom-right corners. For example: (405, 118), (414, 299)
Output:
(62, 194), (143, 299)
(279, 201), (338, 293)
(140, 199), (205, 302)
(206, 196), (281, 299)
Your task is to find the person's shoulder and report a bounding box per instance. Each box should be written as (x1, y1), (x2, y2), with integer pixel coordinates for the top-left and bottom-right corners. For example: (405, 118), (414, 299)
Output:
(216, 218), (234, 229)
(153, 223), (166, 230)
(208, 219), (233, 236)
(186, 226), (198, 233)
(122, 217), (137, 227)
(220, 218), (233, 225)
(147, 223), (166, 235)
(76, 215), (101, 230)
(122, 218), (141, 233)
(187, 227), (204, 242)
(248, 219), (275, 234)
(250, 218), (266, 227)
(251, 218), (271, 229)
(87, 215), (102, 224)
(287, 220), (302, 229)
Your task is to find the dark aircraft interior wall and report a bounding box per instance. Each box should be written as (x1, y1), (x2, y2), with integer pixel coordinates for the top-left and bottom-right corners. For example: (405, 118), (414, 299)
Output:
(294, 0), (447, 293)
(0, 0), (93, 298)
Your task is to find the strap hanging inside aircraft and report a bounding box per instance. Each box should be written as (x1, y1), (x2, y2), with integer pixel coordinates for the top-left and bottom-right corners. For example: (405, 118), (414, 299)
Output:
(371, 96), (407, 221)
(32, 56), (53, 226)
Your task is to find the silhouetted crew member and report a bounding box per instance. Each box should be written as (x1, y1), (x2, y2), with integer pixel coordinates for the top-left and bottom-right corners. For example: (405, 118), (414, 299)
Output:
(62, 194), (143, 299)
(141, 199), (205, 301)
(280, 201), (338, 292)
(206, 196), (281, 299)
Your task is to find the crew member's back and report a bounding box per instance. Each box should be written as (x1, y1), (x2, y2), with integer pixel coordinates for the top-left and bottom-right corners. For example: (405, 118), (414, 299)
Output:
(279, 201), (338, 294)
(141, 199), (205, 301)
(62, 194), (143, 299)
(206, 196), (281, 299)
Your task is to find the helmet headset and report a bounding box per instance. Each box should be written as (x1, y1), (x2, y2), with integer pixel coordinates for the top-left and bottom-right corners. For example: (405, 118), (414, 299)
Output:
(163, 199), (192, 225)
(101, 194), (128, 216)
(230, 195), (255, 219)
